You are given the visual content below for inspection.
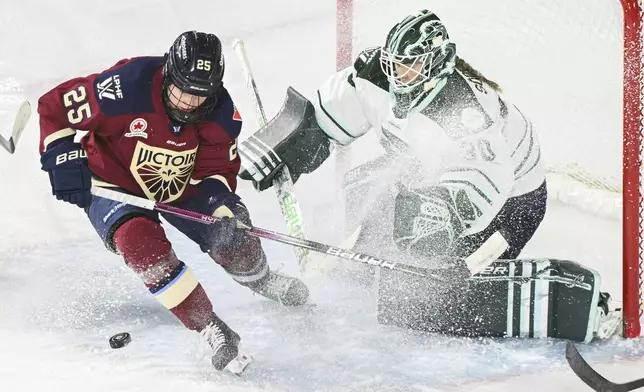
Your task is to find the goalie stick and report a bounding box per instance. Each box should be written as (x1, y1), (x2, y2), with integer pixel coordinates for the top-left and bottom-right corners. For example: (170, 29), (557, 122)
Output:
(0, 101), (31, 154)
(232, 39), (311, 275)
(89, 186), (426, 278)
(566, 341), (644, 391)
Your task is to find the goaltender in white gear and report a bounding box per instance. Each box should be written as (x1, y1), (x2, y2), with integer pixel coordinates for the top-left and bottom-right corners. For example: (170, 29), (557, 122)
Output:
(238, 9), (621, 343)
(315, 20), (545, 261)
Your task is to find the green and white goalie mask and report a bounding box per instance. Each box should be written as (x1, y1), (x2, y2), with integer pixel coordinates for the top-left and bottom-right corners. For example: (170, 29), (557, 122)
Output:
(380, 10), (456, 117)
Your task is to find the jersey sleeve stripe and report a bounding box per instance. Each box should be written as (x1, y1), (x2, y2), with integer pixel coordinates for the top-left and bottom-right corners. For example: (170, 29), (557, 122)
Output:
(510, 106), (533, 158)
(316, 90), (358, 142)
(513, 124), (536, 176)
(43, 128), (76, 150)
(515, 147), (542, 180)
(444, 167), (501, 194)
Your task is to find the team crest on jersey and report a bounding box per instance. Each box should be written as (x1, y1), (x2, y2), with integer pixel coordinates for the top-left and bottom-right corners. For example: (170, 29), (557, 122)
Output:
(232, 106), (242, 121)
(125, 118), (149, 139)
(96, 75), (124, 100)
(130, 141), (197, 203)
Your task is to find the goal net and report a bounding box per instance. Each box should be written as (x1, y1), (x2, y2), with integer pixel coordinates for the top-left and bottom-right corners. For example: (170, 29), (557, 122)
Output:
(335, 0), (644, 337)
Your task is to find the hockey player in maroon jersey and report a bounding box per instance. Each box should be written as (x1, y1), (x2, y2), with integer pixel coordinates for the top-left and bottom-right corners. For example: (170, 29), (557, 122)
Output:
(37, 31), (309, 372)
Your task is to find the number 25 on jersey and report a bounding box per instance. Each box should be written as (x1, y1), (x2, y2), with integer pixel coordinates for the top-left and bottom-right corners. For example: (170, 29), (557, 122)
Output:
(63, 86), (92, 124)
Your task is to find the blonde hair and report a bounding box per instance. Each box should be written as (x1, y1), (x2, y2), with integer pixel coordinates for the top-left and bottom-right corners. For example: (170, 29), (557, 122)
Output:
(455, 56), (503, 93)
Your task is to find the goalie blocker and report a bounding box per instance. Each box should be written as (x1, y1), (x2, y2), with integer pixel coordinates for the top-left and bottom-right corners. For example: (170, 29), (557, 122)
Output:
(378, 257), (616, 343)
(238, 87), (331, 190)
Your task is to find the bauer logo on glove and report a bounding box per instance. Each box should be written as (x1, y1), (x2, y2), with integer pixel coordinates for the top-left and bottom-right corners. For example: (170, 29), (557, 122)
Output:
(55, 149), (87, 165)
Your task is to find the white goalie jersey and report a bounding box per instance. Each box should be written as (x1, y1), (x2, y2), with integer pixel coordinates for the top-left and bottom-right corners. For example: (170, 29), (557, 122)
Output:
(313, 47), (545, 235)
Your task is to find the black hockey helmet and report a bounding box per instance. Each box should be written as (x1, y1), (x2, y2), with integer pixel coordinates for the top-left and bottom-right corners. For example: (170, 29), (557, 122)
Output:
(163, 31), (225, 123)
(380, 10), (456, 117)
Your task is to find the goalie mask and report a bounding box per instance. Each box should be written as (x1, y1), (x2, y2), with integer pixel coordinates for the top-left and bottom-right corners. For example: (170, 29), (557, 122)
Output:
(380, 10), (456, 117)
(163, 31), (225, 124)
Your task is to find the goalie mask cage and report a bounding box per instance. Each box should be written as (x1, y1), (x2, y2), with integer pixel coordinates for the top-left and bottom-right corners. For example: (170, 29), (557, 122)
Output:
(335, 0), (644, 338)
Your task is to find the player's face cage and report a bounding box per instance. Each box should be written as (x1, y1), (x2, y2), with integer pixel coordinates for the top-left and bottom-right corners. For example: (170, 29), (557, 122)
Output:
(163, 83), (218, 124)
(380, 49), (433, 92)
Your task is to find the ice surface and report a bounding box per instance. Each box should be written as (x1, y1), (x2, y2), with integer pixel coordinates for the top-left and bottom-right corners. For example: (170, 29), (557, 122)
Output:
(0, 1), (642, 391)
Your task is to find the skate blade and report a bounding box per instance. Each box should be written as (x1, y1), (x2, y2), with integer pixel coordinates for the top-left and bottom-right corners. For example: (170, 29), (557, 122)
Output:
(596, 310), (623, 339)
(226, 351), (253, 376)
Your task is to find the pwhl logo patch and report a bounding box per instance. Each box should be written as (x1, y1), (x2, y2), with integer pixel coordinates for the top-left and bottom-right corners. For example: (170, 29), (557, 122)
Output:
(130, 141), (197, 203)
(125, 118), (148, 139)
(97, 75), (124, 100)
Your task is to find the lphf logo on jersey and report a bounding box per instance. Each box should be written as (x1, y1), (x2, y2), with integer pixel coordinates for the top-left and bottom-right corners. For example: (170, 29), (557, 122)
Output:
(96, 75), (124, 100)
(130, 141), (197, 203)
(125, 118), (148, 139)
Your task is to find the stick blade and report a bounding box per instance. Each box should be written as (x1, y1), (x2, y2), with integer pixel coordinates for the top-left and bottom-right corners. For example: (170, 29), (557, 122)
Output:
(566, 341), (619, 391)
(0, 100), (31, 154)
(12, 101), (31, 139)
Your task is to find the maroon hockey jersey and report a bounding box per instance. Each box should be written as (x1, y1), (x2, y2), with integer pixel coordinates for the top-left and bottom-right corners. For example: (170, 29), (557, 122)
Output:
(38, 56), (242, 203)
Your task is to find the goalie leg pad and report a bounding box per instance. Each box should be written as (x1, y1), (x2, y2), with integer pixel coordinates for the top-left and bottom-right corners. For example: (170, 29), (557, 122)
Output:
(377, 258), (601, 342)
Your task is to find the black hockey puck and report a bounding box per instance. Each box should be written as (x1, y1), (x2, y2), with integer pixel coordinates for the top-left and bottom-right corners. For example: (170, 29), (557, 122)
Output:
(109, 332), (131, 349)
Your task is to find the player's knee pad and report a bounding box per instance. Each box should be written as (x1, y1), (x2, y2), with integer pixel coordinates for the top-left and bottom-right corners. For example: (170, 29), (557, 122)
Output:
(211, 238), (269, 286)
(194, 193), (268, 284)
(87, 192), (159, 253)
(113, 216), (172, 271)
(114, 217), (208, 318)
(199, 192), (252, 252)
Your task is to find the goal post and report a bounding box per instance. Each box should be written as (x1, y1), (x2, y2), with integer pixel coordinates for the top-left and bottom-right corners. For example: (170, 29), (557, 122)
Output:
(621, 0), (643, 339)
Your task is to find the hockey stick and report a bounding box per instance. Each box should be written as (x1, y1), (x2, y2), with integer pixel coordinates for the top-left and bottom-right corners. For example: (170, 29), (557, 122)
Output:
(89, 186), (426, 277)
(0, 101), (31, 154)
(232, 39), (310, 273)
(566, 341), (644, 391)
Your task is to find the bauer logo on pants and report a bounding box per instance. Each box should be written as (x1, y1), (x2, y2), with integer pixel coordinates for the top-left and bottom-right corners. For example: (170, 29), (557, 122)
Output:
(130, 141), (197, 203)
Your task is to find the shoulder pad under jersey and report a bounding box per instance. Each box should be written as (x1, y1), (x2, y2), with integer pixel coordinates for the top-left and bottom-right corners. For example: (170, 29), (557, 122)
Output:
(350, 47), (389, 92)
(202, 87), (242, 140)
(421, 71), (495, 139)
(94, 56), (164, 116)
